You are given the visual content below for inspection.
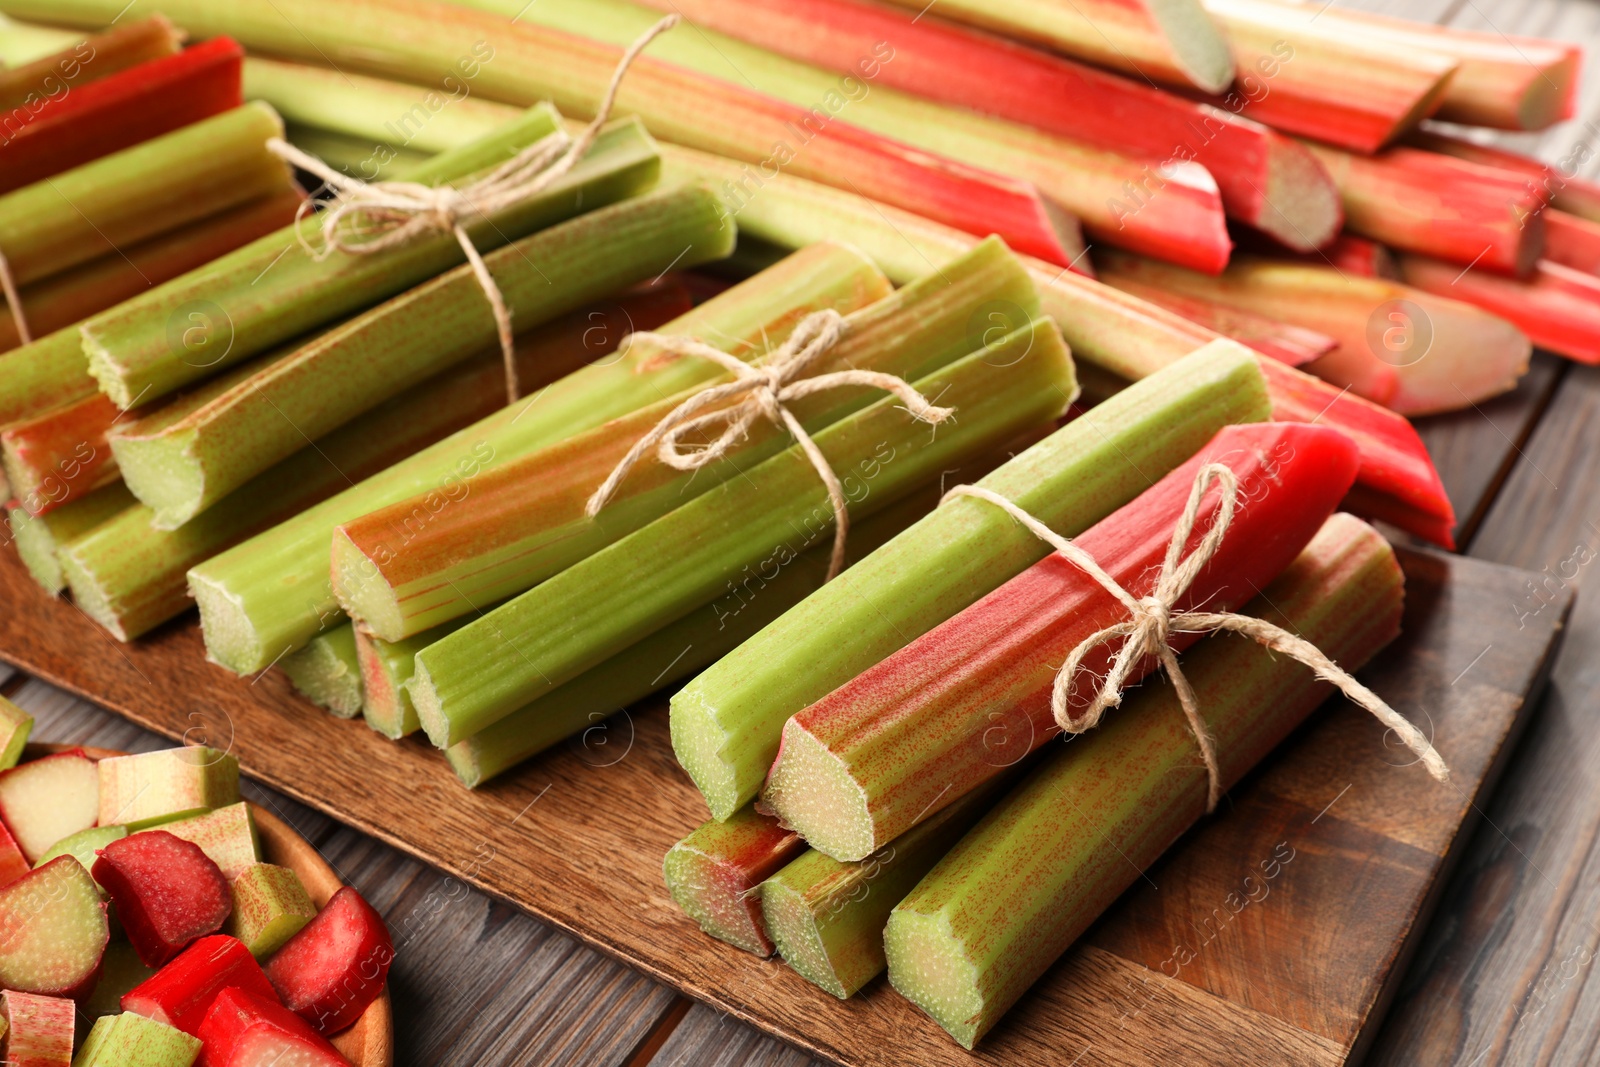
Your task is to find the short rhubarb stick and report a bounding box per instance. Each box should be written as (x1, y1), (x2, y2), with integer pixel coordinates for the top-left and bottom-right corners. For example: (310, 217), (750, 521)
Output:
(187, 243), (892, 673)
(93, 832), (232, 968)
(111, 182), (722, 527)
(1201, 0), (1457, 152)
(197, 988), (351, 1067)
(765, 422), (1357, 860)
(0, 36), (244, 195)
(877, 0), (1234, 93)
(664, 806), (804, 956)
(673, 341), (1269, 821)
(1304, 142), (1548, 277)
(411, 316), (1075, 747)
(156, 803), (260, 881)
(883, 513), (1403, 1048)
(760, 781), (1001, 998)
(0, 695), (29, 771)
(332, 238), (1036, 640)
(77, 104), (572, 407)
(265, 887), (392, 1035)
(281, 626), (364, 718)
(121, 935), (277, 1036)
(1398, 254), (1600, 367)
(2, 393), (120, 518)
(0, 991), (74, 1066)
(1290, 2), (1580, 131)
(225, 865), (316, 958)
(72, 1012), (200, 1067)
(0, 748), (98, 861)
(0, 101), (290, 287)
(637, 0), (1338, 250)
(0, 857), (110, 999)
(356, 624), (464, 740)
(1095, 249), (1530, 414)
(36, 826), (126, 882)
(9, 482), (134, 593)
(97, 747), (240, 831)
(1408, 129), (1600, 225)
(1543, 211), (1600, 276)
(0, 15), (178, 111)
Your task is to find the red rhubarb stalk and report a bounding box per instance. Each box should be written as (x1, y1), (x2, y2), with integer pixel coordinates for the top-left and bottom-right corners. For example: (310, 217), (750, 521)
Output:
(264, 887), (392, 1035)
(1100, 275), (1334, 366)
(1201, 0), (1458, 152)
(1304, 141), (1548, 277)
(1399, 254), (1600, 367)
(663, 805), (806, 956)
(1291, 2), (1580, 131)
(0, 37), (245, 195)
(2, 392), (120, 517)
(197, 987), (351, 1067)
(120, 934), (278, 1037)
(92, 831), (233, 968)
(637, 0), (1338, 251)
(1409, 128), (1600, 225)
(1543, 211), (1600, 277)
(0, 189), (303, 354)
(763, 421), (1360, 860)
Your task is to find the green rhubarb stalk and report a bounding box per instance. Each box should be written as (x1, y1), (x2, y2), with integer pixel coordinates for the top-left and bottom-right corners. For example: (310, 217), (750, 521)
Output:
(441, 473), (977, 785)
(411, 316), (1076, 748)
(0, 696), (30, 771)
(186, 242), (891, 674)
(0, 14), (80, 66)
(0, 327), (96, 427)
(356, 619), (471, 740)
(882, 513), (1404, 1048)
(332, 237), (1035, 640)
(760, 777), (1004, 999)
(109, 177), (714, 529)
(282, 124), (429, 181)
(6, 480), (133, 593)
(664, 804), (804, 956)
(280, 624), (364, 718)
(76, 104), (574, 408)
(61, 344), (546, 641)
(673, 339), (1270, 821)
(0, 101), (290, 287)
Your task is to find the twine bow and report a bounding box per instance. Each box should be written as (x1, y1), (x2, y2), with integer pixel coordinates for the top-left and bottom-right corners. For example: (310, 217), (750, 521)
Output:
(267, 15), (681, 405)
(585, 309), (955, 581)
(944, 464), (1449, 811)
(0, 248), (30, 345)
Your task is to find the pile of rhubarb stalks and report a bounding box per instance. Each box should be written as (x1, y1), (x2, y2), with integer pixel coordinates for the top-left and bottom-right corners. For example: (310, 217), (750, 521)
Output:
(0, 698), (392, 1066)
(0, 0), (1588, 1051)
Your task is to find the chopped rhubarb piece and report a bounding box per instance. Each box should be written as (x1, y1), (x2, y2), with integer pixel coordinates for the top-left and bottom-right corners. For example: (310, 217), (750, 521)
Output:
(0, 856), (110, 999)
(197, 988), (349, 1067)
(0, 749), (98, 862)
(97, 747), (240, 831)
(35, 824), (127, 874)
(664, 805), (804, 956)
(0, 696), (29, 770)
(0, 816), (29, 888)
(226, 864), (316, 958)
(72, 1011), (200, 1067)
(84, 942), (157, 1021)
(264, 888), (392, 1035)
(92, 832), (232, 968)
(122, 935), (276, 1037)
(154, 804), (260, 881)
(0, 990), (74, 1067)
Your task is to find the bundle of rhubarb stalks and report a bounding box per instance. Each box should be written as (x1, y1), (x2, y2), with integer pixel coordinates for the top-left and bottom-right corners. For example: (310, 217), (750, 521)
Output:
(0, 0), (1581, 1050)
(0, 698), (392, 1066)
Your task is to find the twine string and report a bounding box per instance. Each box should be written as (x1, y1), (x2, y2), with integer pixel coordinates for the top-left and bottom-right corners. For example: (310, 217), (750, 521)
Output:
(266, 14), (681, 404)
(943, 465), (1449, 811)
(585, 309), (955, 580)
(0, 248), (31, 345)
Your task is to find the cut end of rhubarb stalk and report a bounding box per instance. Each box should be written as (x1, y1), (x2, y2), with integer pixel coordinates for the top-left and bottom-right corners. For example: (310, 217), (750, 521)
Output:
(328, 531), (407, 642)
(883, 909), (984, 1049)
(158, 802), (261, 881)
(281, 626), (364, 719)
(663, 807), (804, 957)
(758, 877), (849, 998)
(187, 570), (271, 676)
(93, 831), (233, 969)
(0, 856), (111, 999)
(0, 696), (31, 772)
(106, 429), (206, 530)
(1150, 0), (1237, 94)
(0, 749), (99, 861)
(408, 662), (452, 751)
(762, 720), (876, 862)
(1260, 139), (1343, 251)
(669, 692), (744, 822)
(82, 333), (142, 412)
(265, 886), (393, 1036)
(35, 824), (128, 885)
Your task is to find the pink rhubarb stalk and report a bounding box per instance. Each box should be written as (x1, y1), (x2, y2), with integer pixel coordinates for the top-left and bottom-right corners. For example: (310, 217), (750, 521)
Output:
(2, 392), (121, 517)
(638, 0), (1338, 251)
(1101, 275), (1334, 366)
(1543, 211), (1600, 277)
(264, 887), (392, 1035)
(1399, 254), (1600, 367)
(1304, 141), (1548, 277)
(1409, 128), (1600, 225)
(1201, 0), (1458, 152)
(664, 805), (806, 956)
(763, 421), (1359, 861)
(0, 37), (245, 195)
(0, 991), (75, 1067)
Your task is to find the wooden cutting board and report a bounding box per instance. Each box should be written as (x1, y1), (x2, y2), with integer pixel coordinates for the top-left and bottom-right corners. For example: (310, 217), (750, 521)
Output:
(0, 543), (1568, 1066)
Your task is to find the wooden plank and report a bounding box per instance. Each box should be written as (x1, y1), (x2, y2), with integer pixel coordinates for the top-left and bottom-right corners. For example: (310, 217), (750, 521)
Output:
(0, 534), (1563, 1065)
(1370, 362), (1600, 1066)
(14, 681), (680, 1067)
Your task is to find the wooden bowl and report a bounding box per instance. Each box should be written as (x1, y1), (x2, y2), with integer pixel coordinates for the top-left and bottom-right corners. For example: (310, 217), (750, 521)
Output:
(28, 744), (394, 1067)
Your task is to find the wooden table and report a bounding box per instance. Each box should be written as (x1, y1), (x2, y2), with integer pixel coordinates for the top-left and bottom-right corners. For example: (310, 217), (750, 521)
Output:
(9, 0), (1600, 1062)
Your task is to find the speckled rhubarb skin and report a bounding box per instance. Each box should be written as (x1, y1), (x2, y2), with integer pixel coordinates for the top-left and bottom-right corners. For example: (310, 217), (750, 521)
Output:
(225, 865), (316, 958)
(765, 421), (1359, 861)
(665, 806), (806, 956)
(884, 513), (1404, 1047)
(0, 990), (76, 1067)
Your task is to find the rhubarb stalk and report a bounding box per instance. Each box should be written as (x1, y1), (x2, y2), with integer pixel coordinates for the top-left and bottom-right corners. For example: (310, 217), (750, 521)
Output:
(281, 625), (364, 718)
(409, 316), (1075, 748)
(1409, 128), (1600, 226)
(6, 481), (133, 593)
(671, 341), (1270, 821)
(0, 15), (178, 111)
(0, 36), (244, 194)
(0, 100), (291, 287)
(635, 0), (1338, 251)
(331, 238), (1034, 640)
(1100, 280), (1335, 366)
(883, 513), (1404, 1048)
(764, 422), (1357, 860)
(1542, 211), (1600, 277)
(186, 243), (893, 673)
(1398, 254), (1600, 367)
(109, 180), (721, 528)
(2, 392), (121, 517)
(664, 805), (804, 956)
(1095, 249), (1530, 415)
